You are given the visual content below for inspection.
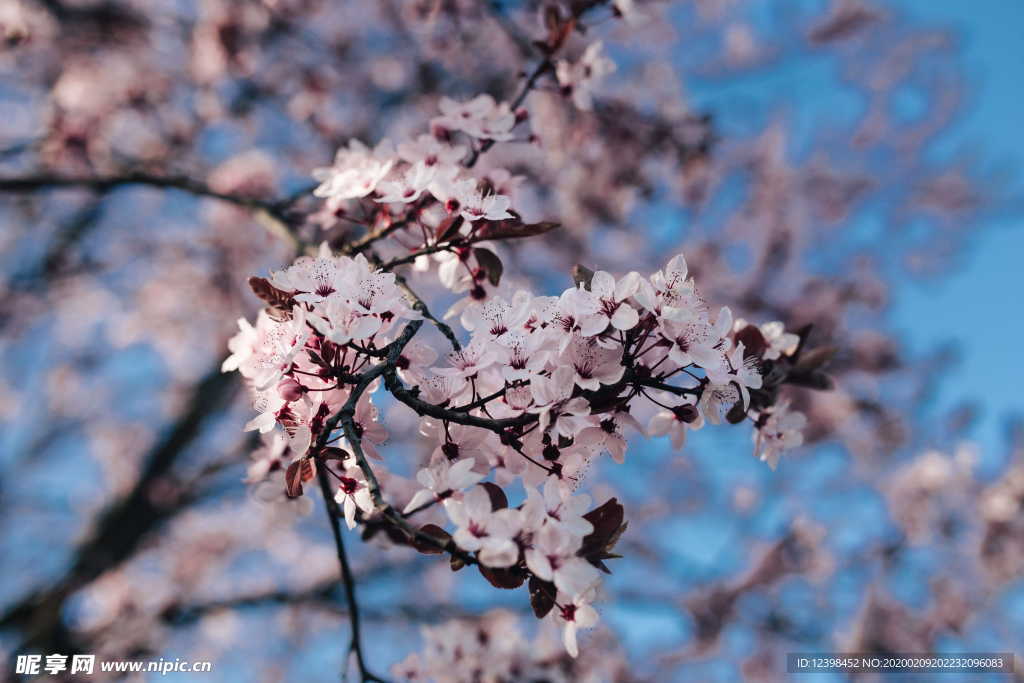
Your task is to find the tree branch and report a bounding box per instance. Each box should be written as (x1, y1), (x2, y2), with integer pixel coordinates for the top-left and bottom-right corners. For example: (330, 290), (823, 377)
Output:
(316, 465), (385, 683)
(0, 172), (301, 252)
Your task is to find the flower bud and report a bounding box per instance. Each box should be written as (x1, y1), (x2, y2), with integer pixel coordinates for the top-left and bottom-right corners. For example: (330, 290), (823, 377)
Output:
(277, 377), (305, 402)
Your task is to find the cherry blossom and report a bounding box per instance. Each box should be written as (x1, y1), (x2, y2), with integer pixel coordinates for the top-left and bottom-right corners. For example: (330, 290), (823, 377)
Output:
(334, 465), (376, 529)
(402, 458), (485, 514)
(556, 42), (617, 111)
(525, 524), (601, 597)
(396, 133), (467, 169)
(554, 589), (600, 658)
(373, 161), (435, 204)
(446, 486), (521, 567)
(432, 94), (516, 141)
(753, 401), (807, 469)
(648, 395), (704, 450)
(588, 269), (641, 332)
(428, 172), (513, 223)
(525, 478), (594, 538)
(312, 139), (395, 201)
(660, 306), (732, 372)
(565, 336), (626, 392)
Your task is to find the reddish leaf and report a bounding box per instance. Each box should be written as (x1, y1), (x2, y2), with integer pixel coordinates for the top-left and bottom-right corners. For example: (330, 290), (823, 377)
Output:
(785, 369), (834, 391)
(410, 524), (451, 555)
(479, 564), (526, 589)
(726, 400), (748, 424)
(571, 264), (595, 290)
(794, 345), (837, 373)
(321, 446), (350, 462)
(529, 576), (556, 619)
(284, 460), (304, 499)
(579, 498), (626, 571)
(434, 215), (464, 243)
(734, 324), (768, 359)
(473, 220), (560, 242)
(473, 248), (503, 287)
(480, 482), (508, 511)
(248, 276), (296, 312)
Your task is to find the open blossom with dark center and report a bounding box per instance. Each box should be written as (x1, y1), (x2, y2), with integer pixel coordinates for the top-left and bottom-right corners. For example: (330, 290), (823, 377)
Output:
(635, 253), (704, 320)
(588, 269), (641, 332)
(432, 94), (516, 141)
(546, 287), (604, 347)
(433, 338), (500, 383)
(564, 336), (625, 392)
(396, 133), (466, 169)
(403, 458), (485, 514)
(334, 465), (375, 529)
(271, 250), (347, 304)
(715, 341), (763, 409)
(576, 410), (643, 464)
(223, 307), (309, 391)
(373, 160), (435, 204)
(428, 172), (513, 223)
(525, 523), (601, 597)
(524, 478), (594, 538)
(648, 394), (704, 450)
(753, 401), (807, 469)
(312, 138), (395, 201)
(553, 589), (600, 658)
(460, 292), (532, 346)
(660, 305), (732, 373)
(446, 486), (521, 567)
(421, 419), (494, 471)
(556, 41), (617, 111)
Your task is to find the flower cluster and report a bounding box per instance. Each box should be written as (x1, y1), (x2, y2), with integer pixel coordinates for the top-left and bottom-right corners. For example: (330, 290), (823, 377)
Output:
(312, 95), (520, 223)
(225, 91), (827, 662)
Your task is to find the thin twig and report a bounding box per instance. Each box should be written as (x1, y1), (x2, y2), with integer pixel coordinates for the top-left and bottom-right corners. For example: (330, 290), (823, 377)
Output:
(316, 466), (387, 683)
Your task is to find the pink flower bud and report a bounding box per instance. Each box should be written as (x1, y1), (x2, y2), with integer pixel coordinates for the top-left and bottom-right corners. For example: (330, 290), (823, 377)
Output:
(277, 377), (304, 402)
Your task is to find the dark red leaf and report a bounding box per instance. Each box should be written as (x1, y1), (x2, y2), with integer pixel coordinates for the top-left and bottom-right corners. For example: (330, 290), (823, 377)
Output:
(248, 276), (296, 313)
(529, 576), (556, 619)
(480, 482), (508, 511)
(479, 564), (526, 589)
(473, 220), (560, 242)
(794, 346), (837, 373)
(434, 215), (464, 243)
(726, 400), (748, 424)
(284, 460), (304, 499)
(473, 248), (503, 287)
(321, 446), (350, 462)
(734, 324), (768, 359)
(785, 369), (834, 391)
(579, 498), (626, 571)
(410, 524), (451, 555)
(571, 264), (595, 290)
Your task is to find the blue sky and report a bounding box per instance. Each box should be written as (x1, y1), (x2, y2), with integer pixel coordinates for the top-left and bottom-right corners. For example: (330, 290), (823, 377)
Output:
(889, 0), (1024, 459)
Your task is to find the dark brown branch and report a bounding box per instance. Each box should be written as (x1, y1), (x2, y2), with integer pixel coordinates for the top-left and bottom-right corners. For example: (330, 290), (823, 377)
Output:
(316, 465), (385, 683)
(0, 173), (301, 251)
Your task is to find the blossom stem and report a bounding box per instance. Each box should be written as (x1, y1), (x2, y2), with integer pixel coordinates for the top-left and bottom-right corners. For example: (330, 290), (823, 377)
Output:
(315, 466), (386, 683)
